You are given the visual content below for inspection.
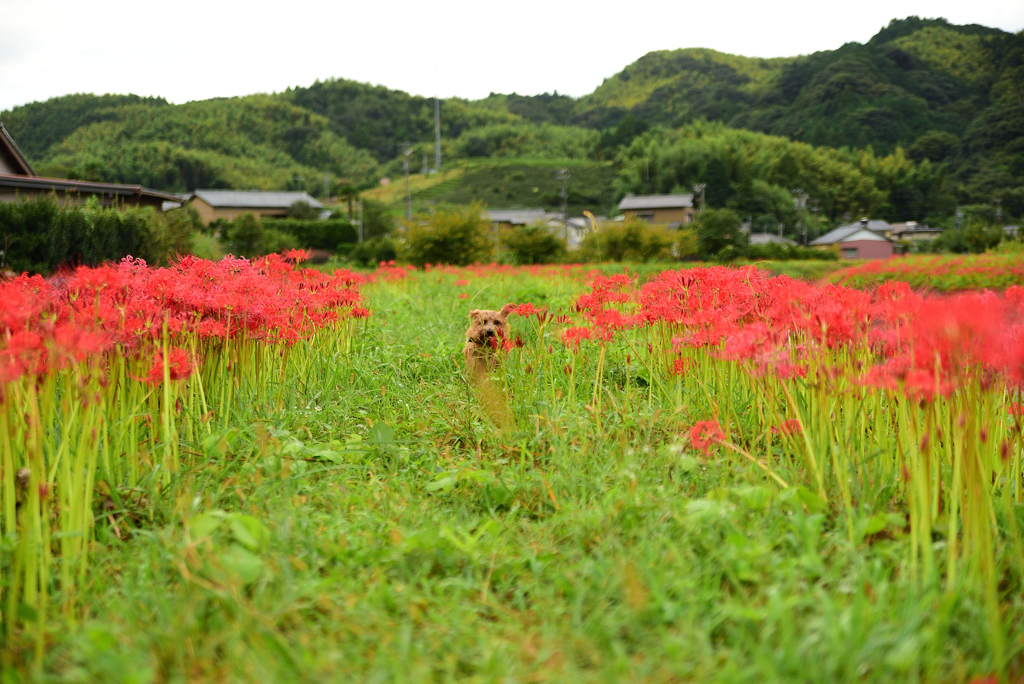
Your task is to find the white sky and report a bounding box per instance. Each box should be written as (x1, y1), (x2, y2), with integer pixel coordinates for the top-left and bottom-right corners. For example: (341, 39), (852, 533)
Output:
(1, 0), (1022, 112)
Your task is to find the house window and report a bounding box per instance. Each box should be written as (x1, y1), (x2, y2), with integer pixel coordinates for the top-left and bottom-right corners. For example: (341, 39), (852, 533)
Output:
(842, 247), (858, 259)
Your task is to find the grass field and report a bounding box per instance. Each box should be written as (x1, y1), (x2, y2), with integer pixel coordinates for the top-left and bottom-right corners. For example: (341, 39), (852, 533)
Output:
(2, 259), (1023, 682)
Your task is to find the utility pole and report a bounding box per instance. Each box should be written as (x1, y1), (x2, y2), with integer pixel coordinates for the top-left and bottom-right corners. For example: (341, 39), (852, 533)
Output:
(324, 174), (330, 202)
(692, 183), (706, 212)
(956, 206), (963, 231)
(994, 197), (1003, 226)
(792, 188), (809, 245)
(557, 167), (571, 241)
(434, 69), (442, 171)
(399, 142), (412, 222)
(358, 197), (364, 243)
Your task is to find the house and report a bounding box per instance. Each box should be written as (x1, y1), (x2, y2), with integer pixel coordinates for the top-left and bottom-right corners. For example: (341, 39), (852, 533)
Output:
(186, 190), (325, 224)
(749, 233), (796, 247)
(484, 208), (549, 231)
(809, 218), (895, 259)
(890, 221), (943, 242)
(0, 122), (181, 210)
(618, 194), (696, 227)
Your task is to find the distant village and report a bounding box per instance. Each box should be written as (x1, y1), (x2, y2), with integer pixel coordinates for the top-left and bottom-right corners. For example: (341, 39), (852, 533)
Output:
(1, 122), (1016, 261)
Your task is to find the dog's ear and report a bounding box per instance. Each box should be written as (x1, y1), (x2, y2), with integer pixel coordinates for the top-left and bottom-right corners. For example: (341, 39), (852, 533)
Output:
(468, 309), (481, 320)
(500, 304), (515, 317)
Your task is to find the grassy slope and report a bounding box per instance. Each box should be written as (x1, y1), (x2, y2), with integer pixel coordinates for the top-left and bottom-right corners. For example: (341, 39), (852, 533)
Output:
(582, 48), (789, 111)
(19, 269), (1008, 681)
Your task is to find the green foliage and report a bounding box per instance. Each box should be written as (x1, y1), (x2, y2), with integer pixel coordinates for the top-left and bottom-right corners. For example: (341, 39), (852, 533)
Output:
(747, 242), (838, 261)
(450, 123), (598, 160)
(617, 121), (956, 225)
(347, 236), (398, 267)
(404, 204), (492, 266)
(221, 214), (299, 258)
(150, 207), (203, 265)
(499, 223), (566, 264)
(694, 208), (748, 259)
(286, 201), (321, 220)
(0, 196), (169, 273)
(8, 95), (379, 193)
(928, 218), (1004, 254)
(188, 232), (225, 261)
(359, 198), (397, 240)
(675, 227), (699, 258)
(578, 218), (674, 262)
(269, 218), (356, 249)
(0, 93), (168, 160)
(427, 162), (618, 215)
(288, 78), (517, 163)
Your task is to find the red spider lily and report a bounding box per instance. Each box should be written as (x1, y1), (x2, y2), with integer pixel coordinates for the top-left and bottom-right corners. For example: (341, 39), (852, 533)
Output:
(143, 347), (195, 385)
(455, 279), (469, 287)
(561, 326), (592, 350)
(0, 254), (370, 385)
(458, 293), (469, 299)
(690, 420), (725, 456)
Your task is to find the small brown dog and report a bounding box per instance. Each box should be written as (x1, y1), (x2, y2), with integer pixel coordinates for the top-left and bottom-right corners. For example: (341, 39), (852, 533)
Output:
(464, 305), (514, 379)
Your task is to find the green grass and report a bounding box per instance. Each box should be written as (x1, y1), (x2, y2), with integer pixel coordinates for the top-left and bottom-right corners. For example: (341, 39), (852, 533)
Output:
(6, 268), (1013, 682)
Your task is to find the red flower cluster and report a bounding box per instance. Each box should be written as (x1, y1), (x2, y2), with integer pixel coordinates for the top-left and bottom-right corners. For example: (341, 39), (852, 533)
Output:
(559, 265), (1024, 399)
(0, 254), (370, 384)
(830, 254), (1024, 292)
(690, 420), (725, 456)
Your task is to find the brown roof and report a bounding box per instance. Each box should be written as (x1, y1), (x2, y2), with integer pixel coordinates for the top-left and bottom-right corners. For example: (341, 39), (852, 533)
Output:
(0, 123), (35, 176)
(0, 173), (183, 204)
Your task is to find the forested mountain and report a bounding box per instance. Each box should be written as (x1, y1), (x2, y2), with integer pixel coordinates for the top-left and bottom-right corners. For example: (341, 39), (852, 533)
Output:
(1, 17), (1021, 221)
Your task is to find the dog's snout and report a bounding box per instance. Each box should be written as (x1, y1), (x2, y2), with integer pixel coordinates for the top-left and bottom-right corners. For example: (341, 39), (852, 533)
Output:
(484, 329), (495, 337)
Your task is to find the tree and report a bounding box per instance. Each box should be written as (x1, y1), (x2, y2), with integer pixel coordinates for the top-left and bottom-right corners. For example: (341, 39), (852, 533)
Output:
(336, 184), (360, 219)
(694, 208), (748, 259)
(286, 200), (321, 220)
(404, 204), (491, 266)
(500, 223), (566, 264)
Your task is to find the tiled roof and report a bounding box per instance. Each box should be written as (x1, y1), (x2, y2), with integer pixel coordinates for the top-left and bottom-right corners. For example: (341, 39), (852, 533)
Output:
(811, 220), (893, 245)
(190, 190), (324, 209)
(0, 173), (183, 203)
(0, 123), (36, 176)
(485, 209), (549, 224)
(618, 194), (694, 210)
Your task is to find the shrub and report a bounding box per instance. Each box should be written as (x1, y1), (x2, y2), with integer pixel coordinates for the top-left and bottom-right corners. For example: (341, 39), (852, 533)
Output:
(286, 200), (322, 219)
(675, 227), (699, 259)
(694, 208), (748, 259)
(348, 237), (398, 267)
(222, 214), (298, 258)
(927, 219), (1004, 254)
(149, 206), (202, 265)
(404, 203), (491, 266)
(0, 196), (156, 274)
(267, 218), (356, 249)
(746, 242), (837, 261)
(578, 218), (674, 262)
(500, 223), (566, 264)
(360, 198), (397, 240)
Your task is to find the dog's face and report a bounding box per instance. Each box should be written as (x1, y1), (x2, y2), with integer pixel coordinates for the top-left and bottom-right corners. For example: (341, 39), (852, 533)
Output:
(466, 305), (513, 345)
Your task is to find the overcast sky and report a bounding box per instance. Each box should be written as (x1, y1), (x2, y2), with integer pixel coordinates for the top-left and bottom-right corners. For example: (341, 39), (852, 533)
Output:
(1, 0), (1022, 113)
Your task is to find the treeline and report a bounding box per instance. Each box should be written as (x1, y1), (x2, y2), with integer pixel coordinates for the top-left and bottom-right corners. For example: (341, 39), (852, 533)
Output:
(0, 197), (392, 274)
(615, 121), (955, 237)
